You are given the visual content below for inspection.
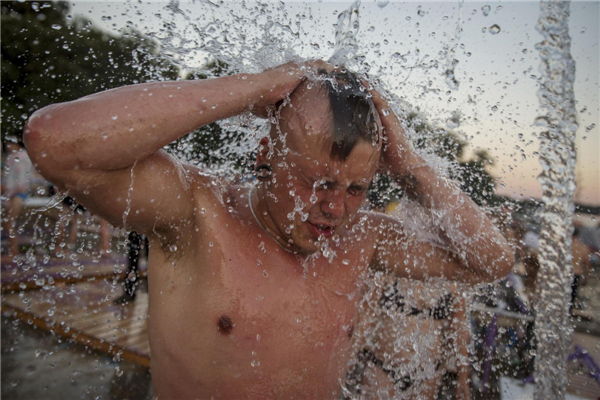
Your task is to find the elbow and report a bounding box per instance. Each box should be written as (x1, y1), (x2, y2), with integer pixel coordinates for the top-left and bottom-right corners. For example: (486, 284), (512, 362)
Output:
(485, 247), (515, 283)
(24, 105), (53, 156)
(23, 104), (68, 183)
(468, 247), (514, 285)
(23, 110), (44, 156)
(496, 249), (515, 280)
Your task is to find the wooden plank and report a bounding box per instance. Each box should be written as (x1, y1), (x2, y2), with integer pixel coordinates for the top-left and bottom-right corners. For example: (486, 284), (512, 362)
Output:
(2, 257), (127, 293)
(1, 303), (150, 368)
(1, 279), (151, 367)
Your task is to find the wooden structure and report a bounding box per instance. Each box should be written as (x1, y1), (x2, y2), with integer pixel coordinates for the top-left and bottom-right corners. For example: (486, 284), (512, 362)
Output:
(2, 257), (150, 367)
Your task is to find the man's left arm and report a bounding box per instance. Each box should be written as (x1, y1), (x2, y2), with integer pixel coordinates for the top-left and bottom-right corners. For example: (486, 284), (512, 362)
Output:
(369, 88), (514, 284)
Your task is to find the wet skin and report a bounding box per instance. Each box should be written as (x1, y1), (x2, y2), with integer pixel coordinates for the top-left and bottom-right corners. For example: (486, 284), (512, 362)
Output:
(147, 181), (378, 399)
(24, 61), (513, 399)
(147, 86), (384, 397)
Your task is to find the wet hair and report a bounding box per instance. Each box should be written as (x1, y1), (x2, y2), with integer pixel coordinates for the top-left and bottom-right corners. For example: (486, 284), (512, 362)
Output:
(319, 69), (380, 160)
(276, 69), (380, 161)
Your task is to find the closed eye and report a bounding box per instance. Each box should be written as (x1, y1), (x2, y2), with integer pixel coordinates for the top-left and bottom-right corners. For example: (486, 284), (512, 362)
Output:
(348, 185), (367, 196)
(314, 179), (331, 191)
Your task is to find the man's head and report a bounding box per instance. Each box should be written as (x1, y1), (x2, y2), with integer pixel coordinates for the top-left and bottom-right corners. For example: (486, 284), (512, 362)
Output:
(255, 70), (382, 254)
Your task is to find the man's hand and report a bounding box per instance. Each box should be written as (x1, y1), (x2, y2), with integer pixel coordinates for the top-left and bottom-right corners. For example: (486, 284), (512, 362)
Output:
(364, 80), (514, 284)
(251, 60), (338, 119)
(362, 83), (426, 202)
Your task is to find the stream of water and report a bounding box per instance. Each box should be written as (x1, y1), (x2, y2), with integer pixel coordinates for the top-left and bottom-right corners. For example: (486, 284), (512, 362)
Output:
(533, 1), (578, 399)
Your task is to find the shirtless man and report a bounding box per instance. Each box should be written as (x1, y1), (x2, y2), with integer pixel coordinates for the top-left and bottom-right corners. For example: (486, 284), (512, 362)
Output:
(24, 61), (513, 399)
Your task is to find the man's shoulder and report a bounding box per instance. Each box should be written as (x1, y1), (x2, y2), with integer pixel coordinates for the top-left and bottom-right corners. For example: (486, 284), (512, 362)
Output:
(354, 209), (401, 226)
(182, 168), (251, 218)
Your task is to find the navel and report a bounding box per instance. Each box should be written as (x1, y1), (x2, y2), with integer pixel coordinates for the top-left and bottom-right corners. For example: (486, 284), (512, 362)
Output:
(218, 315), (234, 334)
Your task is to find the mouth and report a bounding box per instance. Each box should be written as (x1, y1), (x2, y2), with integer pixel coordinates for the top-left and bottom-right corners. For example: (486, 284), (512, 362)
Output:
(307, 221), (336, 239)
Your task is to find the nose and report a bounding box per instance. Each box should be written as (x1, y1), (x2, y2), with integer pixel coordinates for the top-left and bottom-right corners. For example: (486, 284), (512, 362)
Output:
(321, 190), (345, 219)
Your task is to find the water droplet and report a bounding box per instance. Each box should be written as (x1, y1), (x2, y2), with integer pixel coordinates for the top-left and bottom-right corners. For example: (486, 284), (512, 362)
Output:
(585, 123), (595, 132)
(376, 0), (389, 8)
(489, 24), (501, 35)
(482, 5), (491, 16)
(262, 269), (268, 277)
(111, 115), (118, 120)
(35, 349), (47, 358)
(535, 116), (550, 128)
(342, 259), (350, 265)
(51, 24), (62, 30)
(491, 105), (498, 112)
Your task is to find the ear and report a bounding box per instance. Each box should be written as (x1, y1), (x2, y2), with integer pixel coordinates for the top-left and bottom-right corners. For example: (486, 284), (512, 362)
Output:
(255, 137), (271, 169)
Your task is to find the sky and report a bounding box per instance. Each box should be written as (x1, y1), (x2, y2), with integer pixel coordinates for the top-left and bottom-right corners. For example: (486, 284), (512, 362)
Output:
(68, 0), (599, 205)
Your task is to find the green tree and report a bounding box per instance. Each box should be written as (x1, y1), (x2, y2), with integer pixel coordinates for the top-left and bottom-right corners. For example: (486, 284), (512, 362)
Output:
(368, 111), (498, 208)
(1, 1), (179, 142)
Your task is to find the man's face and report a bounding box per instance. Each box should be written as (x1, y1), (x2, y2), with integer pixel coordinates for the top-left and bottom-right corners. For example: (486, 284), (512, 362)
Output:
(262, 82), (381, 255)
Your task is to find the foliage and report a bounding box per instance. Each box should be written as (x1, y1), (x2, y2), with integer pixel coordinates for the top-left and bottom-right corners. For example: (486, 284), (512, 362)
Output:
(1, 1), (179, 142)
(1, 1), (247, 171)
(368, 111), (498, 208)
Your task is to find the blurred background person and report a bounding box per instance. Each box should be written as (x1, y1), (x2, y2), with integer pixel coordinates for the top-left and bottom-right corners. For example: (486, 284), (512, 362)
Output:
(51, 190), (112, 258)
(114, 231), (148, 304)
(1, 139), (41, 261)
(345, 278), (472, 400)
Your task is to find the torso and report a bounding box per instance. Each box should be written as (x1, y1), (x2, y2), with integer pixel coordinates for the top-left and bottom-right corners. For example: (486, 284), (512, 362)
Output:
(146, 183), (375, 399)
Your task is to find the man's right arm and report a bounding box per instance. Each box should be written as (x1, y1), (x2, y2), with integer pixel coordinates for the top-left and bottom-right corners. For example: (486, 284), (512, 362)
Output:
(23, 63), (314, 236)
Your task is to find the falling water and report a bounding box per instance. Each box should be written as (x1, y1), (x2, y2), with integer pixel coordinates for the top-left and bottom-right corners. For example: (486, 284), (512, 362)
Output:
(329, 0), (361, 66)
(443, 0), (464, 91)
(4, 1), (598, 398)
(533, 1), (578, 399)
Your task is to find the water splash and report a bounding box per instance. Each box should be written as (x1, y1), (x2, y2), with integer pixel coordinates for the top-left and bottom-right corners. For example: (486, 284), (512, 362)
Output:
(329, 0), (361, 66)
(443, 0), (464, 90)
(533, 1), (578, 399)
(489, 24), (501, 35)
(375, 0), (389, 9)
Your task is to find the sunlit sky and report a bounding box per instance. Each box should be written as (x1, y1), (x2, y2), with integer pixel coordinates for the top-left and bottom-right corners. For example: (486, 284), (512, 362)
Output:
(69, 0), (599, 205)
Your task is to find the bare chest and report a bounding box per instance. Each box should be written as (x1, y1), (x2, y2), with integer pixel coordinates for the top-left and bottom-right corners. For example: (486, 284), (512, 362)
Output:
(148, 212), (369, 398)
(205, 227), (363, 353)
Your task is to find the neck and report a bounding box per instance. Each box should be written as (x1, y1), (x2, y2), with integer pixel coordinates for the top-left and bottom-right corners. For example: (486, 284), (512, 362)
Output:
(249, 183), (297, 254)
